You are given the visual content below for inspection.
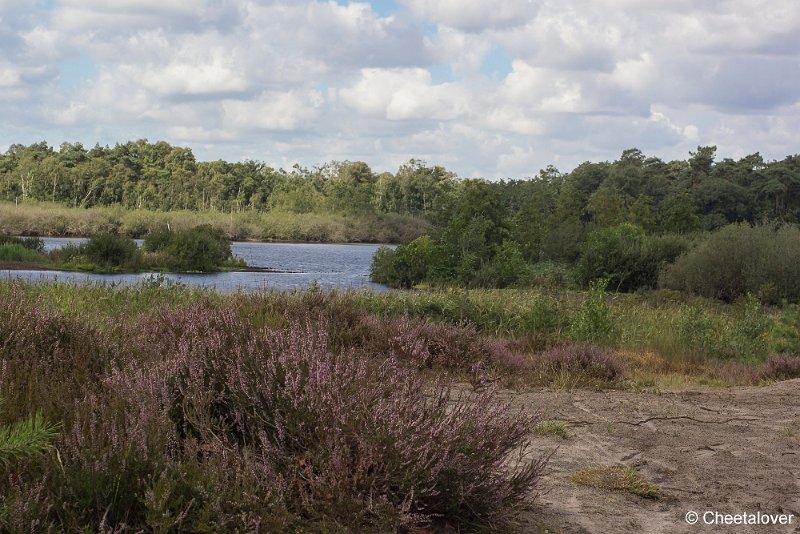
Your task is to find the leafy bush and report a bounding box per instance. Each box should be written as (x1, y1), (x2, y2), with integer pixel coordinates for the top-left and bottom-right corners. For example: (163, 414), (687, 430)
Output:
(768, 304), (800, 354)
(360, 314), (527, 381)
(523, 261), (573, 290)
(369, 235), (434, 288)
(368, 245), (397, 285)
(570, 279), (614, 343)
(144, 225), (232, 272)
(576, 223), (689, 291)
(142, 226), (172, 252)
(473, 240), (531, 288)
(660, 223), (800, 303)
(676, 303), (722, 359)
(81, 232), (139, 267)
(0, 406), (60, 468)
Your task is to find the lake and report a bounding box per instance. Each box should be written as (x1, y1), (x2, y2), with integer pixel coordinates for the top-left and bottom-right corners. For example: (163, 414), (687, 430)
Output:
(3, 237), (392, 292)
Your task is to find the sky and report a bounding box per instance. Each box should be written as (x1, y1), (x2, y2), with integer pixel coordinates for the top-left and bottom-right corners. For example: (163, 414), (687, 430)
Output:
(1, 0), (799, 178)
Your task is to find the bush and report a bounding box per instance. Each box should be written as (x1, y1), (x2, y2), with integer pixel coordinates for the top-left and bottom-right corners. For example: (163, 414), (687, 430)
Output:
(660, 223), (800, 303)
(0, 235), (44, 252)
(473, 240), (530, 288)
(144, 225), (232, 272)
(537, 343), (623, 381)
(0, 407), (60, 468)
(576, 223), (689, 291)
(523, 261), (573, 290)
(369, 245), (400, 286)
(369, 235), (434, 288)
(569, 279), (614, 343)
(360, 314), (526, 380)
(759, 352), (800, 381)
(142, 226), (172, 252)
(81, 232), (139, 267)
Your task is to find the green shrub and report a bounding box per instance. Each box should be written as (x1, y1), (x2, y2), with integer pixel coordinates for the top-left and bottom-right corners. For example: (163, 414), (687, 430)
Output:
(369, 245), (399, 286)
(0, 404), (60, 468)
(576, 223), (688, 291)
(660, 223), (800, 303)
(768, 304), (800, 354)
(730, 293), (770, 362)
(569, 279), (614, 343)
(676, 303), (721, 358)
(145, 225), (232, 272)
(523, 261), (573, 290)
(81, 232), (139, 267)
(473, 240), (530, 288)
(142, 226), (172, 252)
(369, 236), (434, 288)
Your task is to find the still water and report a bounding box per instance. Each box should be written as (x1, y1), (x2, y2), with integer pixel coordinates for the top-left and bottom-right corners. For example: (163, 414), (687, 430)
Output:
(3, 237), (391, 292)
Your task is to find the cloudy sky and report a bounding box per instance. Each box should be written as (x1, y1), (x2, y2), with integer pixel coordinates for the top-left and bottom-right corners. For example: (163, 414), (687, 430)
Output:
(1, 0), (798, 178)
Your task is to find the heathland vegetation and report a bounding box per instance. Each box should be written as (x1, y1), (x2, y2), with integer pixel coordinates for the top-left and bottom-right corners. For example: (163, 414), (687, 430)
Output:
(3, 140), (800, 531)
(2, 280), (800, 531)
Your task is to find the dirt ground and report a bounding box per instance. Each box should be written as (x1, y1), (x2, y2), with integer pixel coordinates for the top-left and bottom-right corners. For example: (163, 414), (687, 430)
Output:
(515, 379), (800, 533)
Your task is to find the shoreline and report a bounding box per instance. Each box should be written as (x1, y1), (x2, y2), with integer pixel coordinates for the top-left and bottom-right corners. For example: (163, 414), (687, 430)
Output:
(0, 261), (297, 275)
(17, 234), (398, 247)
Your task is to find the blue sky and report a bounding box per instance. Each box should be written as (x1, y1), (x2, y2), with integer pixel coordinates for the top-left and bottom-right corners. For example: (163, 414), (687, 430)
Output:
(1, 0), (799, 178)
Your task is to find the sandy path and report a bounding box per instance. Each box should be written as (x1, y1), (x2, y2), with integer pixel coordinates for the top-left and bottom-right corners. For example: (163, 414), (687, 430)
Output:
(516, 379), (800, 533)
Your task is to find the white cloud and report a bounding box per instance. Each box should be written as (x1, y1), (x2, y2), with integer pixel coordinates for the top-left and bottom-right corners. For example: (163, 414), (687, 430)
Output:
(400, 0), (539, 32)
(127, 57), (248, 96)
(0, 0), (799, 179)
(0, 66), (20, 87)
(223, 90), (324, 131)
(339, 68), (470, 121)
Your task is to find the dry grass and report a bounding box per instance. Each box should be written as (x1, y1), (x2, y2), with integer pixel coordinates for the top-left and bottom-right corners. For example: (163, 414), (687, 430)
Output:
(533, 420), (569, 439)
(570, 466), (661, 499)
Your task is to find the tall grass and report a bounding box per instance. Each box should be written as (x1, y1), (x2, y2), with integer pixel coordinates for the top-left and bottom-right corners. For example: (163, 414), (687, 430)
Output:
(0, 201), (428, 243)
(0, 243), (48, 263)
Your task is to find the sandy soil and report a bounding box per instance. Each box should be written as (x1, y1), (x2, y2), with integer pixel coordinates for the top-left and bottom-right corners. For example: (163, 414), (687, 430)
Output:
(516, 379), (800, 533)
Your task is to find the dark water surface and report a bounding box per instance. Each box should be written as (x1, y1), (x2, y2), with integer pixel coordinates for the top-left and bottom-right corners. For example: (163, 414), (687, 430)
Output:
(4, 238), (391, 292)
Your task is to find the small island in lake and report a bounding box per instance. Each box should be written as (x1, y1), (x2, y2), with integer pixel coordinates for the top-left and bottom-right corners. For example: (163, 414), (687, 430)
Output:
(0, 225), (259, 274)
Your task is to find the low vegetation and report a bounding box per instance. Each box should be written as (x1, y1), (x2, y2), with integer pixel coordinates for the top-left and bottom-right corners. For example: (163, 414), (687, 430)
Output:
(1, 226), (241, 273)
(533, 421), (569, 439)
(0, 280), (546, 532)
(570, 466), (661, 499)
(2, 277), (800, 529)
(0, 201), (428, 244)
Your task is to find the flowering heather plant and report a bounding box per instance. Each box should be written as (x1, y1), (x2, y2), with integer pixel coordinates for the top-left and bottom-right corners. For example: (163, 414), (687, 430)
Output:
(119, 305), (544, 530)
(0, 284), (106, 421)
(537, 343), (624, 382)
(361, 314), (529, 380)
(1, 296), (545, 531)
(759, 352), (800, 381)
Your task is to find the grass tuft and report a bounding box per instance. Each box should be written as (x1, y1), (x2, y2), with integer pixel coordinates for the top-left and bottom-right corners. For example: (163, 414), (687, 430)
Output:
(533, 420), (569, 439)
(570, 465), (661, 499)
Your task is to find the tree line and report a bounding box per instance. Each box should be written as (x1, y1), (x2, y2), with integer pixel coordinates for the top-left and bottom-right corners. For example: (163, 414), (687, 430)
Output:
(4, 139), (800, 297)
(0, 140), (455, 216)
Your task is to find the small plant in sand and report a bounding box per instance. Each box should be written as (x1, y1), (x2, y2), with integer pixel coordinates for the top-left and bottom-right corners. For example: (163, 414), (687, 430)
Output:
(570, 465), (661, 499)
(533, 420), (569, 439)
